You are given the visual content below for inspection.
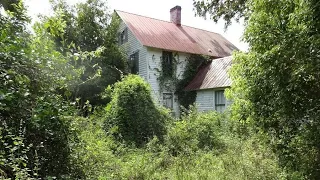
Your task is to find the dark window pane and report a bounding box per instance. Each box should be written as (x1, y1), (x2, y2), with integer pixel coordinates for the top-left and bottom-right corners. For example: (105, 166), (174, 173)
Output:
(215, 90), (226, 112)
(162, 51), (173, 77)
(163, 93), (173, 109)
(120, 28), (128, 44)
(129, 51), (139, 74)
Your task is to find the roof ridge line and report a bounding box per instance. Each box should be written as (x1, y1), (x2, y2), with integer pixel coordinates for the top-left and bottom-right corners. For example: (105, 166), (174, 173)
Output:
(115, 9), (220, 35)
(115, 9), (171, 23)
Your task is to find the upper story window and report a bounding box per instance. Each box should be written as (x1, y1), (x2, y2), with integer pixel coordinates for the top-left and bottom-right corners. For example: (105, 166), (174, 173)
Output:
(119, 28), (128, 45)
(129, 51), (139, 74)
(162, 51), (173, 77)
(215, 90), (226, 112)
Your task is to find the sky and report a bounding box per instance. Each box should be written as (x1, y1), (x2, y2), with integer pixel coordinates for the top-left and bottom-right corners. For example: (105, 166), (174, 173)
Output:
(24, 0), (248, 51)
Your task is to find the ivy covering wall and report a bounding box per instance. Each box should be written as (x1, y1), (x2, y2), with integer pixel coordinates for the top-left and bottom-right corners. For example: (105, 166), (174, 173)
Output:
(175, 54), (210, 110)
(158, 53), (210, 111)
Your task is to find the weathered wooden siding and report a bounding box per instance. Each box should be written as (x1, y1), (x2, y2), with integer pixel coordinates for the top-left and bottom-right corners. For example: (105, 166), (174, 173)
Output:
(146, 47), (189, 117)
(195, 88), (230, 112)
(195, 90), (215, 112)
(118, 20), (147, 80)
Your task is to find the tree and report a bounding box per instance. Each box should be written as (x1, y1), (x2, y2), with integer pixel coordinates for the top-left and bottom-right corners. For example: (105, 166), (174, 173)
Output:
(0, 1), (83, 178)
(212, 0), (320, 178)
(1, 0), (128, 178)
(0, 0), (19, 12)
(193, 0), (247, 27)
(194, 0), (320, 178)
(44, 0), (127, 110)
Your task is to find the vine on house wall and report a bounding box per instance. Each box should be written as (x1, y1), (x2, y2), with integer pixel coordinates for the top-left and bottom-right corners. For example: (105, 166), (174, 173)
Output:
(175, 54), (210, 110)
(158, 52), (179, 92)
(158, 53), (210, 111)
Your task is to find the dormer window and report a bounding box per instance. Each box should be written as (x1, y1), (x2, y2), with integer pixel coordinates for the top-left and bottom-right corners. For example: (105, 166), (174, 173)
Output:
(119, 28), (128, 45)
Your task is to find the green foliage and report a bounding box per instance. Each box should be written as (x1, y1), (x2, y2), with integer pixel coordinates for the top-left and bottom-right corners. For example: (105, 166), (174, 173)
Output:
(3, 0), (318, 179)
(165, 107), (224, 156)
(158, 54), (208, 111)
(0, 4), (42, 178)
(193, 0), (248, 27)
(26, 95), (80, 178)
(227, 0), (320, 178)
(104, 75), (168, 146)
(71, 106), (290, 179)
(44, 0), (127, 109)
(1, 6), (131, 177)
(157, 52), (178, 93)
(69, 115), (116, 179)
(0, 2), (82, 178)
(0, 0), (21, 14)
(175, 54), (209, 110)
(0, 126), (39, 179)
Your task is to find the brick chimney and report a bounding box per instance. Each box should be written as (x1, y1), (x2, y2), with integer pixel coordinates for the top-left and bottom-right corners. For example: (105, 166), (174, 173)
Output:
(170, 6), (181, 25)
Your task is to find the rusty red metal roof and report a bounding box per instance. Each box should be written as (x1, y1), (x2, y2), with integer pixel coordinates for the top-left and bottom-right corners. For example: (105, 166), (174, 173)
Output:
(116, 10), (238, 57)
(185, 56), (232, 91)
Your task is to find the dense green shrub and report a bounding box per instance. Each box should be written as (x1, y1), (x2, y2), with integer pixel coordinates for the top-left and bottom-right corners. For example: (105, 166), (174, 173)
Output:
(1, 2), (82, 178)
(165, 108), (225, 156)
(104, 75), (169, 146)
(72, 108), (292, 179)
(69, 114), (117, 179)
(0, 126), (37, 179)
(227, 1), (320, 178)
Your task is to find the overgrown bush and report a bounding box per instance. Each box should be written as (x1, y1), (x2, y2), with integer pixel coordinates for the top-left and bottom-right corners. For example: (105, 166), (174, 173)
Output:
(227, 0), (320, 178)
(0, 126), (38, 179)
(104, 75), (169, 146)
(72, 107), (292, 179)
(165, 107), (225, 156)
(70, 114), (117, 179)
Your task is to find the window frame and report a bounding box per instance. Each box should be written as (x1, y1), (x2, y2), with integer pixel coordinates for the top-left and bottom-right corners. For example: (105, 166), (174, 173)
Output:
(163, 92), (174, 110)
(129, 51), (139, 74)
(119, 28), (128, 45)
(215, 90), (226, 112)
(161, 51), (173, 77)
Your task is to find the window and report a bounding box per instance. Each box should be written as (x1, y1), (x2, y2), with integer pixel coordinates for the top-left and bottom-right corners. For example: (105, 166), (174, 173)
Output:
(162, 51), (173, 77)
(163, 93), (173, 110)
(129, 51), (139, 74)
(215, 90), (226, 112)
(119, 28), (128, 45)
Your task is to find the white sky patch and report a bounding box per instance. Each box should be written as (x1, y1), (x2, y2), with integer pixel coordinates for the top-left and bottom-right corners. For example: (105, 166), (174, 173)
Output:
(24, 0), (248, 51)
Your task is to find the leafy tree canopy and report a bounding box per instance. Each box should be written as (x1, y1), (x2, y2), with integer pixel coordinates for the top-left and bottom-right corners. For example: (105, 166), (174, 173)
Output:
(212, 0), (320, 178)
(0, 1), (84, 178)
(193, 0), (247, 27)
(42, 0), (127, 110)
(0, 0), (19, 12)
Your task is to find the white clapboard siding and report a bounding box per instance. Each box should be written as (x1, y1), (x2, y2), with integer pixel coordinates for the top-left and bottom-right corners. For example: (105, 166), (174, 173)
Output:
(146, 47), (189, 117)
(118, 21), (147, 80)
(175, 52), (188, 80)
(146, 47), (162, 104)
(195, 88), (231, 112)
(195, 90), (215, 112)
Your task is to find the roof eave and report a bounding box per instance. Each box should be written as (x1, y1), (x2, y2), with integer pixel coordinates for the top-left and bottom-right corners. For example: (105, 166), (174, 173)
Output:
(184, 85), (231, 92)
